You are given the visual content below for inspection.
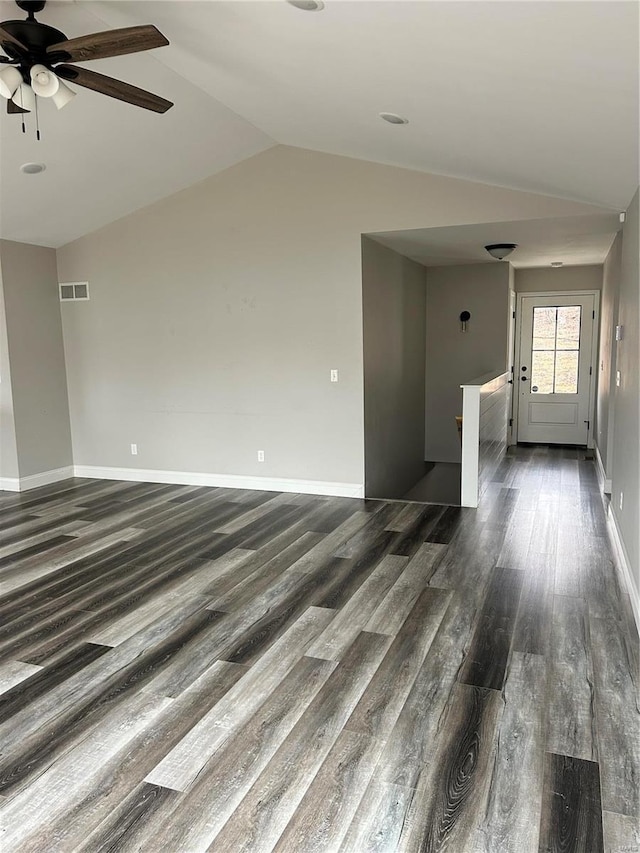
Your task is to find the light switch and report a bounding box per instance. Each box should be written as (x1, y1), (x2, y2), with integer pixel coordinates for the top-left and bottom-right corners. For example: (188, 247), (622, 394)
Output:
(616, 371), (621, 387)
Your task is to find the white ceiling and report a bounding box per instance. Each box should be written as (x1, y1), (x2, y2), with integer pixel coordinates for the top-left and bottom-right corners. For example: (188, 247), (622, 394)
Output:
(369, 213), (622, 269)
(0, 0), (637, 248)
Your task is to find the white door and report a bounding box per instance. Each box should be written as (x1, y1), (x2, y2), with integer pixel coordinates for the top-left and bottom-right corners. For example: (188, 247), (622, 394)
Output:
(516, 293), (596, 444)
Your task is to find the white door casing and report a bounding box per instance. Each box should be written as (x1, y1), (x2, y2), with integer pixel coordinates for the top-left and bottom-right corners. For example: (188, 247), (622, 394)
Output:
(515, 291), (598, 445)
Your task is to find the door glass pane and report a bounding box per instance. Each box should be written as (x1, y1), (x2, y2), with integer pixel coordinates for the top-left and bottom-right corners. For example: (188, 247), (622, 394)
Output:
(555, 351), (579, 393)
(531, 350), (555, 393)
(556, 306), (581, 349)
(532, 307), (557, 350)
(530, 305), (582, 395)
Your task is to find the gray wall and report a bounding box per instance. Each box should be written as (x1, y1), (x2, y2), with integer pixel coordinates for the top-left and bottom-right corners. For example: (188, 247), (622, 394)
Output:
(610, 189), (639, 600)
(0, 240), (72, 478)
(596, 234), (622, 477)
(0, 266), (19, 481)
(425, 263), (511, 463)
(55, 145), (607, 489)
(514, 264), (603, 292)
(362, 237), (426, 498)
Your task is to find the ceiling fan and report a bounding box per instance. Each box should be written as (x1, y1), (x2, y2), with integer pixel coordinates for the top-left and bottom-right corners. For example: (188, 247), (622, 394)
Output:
(0, 0), (173, 126)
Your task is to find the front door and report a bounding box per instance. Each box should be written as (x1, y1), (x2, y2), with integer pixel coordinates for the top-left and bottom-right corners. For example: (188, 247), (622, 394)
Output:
(516, 292), (596, 445)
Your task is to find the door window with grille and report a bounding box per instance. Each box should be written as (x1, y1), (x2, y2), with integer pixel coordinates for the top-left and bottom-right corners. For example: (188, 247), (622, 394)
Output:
(530, 305), (581, 394)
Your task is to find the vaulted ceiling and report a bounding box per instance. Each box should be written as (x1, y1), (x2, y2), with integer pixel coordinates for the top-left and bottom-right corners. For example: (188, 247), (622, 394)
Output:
(1, 0), (637, 248)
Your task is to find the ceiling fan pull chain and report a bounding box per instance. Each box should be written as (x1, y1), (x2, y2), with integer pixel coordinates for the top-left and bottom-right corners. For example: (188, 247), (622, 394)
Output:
(35, 92), (40, 140)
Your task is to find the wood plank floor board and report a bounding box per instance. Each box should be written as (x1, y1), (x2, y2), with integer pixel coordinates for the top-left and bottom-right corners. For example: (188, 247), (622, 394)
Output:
(345, 586), (452, 738)
(389, 504), (446, 557)
(206, 631), (392, 853)
(0, 660), (42, 696)
(374, 594), (480, 791)
(398, 682), (504, 852)
(364, 542), (447, 636)
(589, 615), (640, 817)
(424, 505), (465, 544)
(131, 655), (338, 852)
(0, 446), (633, 852)
(546, 595), (598, 762)
(474, 651), (548, 853)
(538, 752), (604, 853)
(0, 607), (224, 795)
(272, 728), (384, 852)
(338, 779), (417, 853)
(0, 690), (177, 851)
(458, 566), (524, 691)
(306, 553), (409, 660)
(0, 527), (145, 596)
(512, 552), (554, 655)
(145, 605), (336, 791)
(7, 660), (246, 852)
(73, 782), (181, 853)
(207, 531), (324, 612)
(601, 810), (640, 853)
(284, 510), (374, 572)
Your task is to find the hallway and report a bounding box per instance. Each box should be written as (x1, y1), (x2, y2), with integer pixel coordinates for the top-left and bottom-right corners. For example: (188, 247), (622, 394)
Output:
(0, 446), (637, 852)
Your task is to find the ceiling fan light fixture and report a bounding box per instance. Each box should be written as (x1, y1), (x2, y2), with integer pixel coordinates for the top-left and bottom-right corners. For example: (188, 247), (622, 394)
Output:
(0, 66), (23, 99)
(485, 243), (517, 260)
(30, 64), (59, 97)
(287, 0), (325, 10)
(20, 161), (45, 174)
(379, 112), (409, 125)
(11, 82), (35, 112)
(51, 78), (75, 109)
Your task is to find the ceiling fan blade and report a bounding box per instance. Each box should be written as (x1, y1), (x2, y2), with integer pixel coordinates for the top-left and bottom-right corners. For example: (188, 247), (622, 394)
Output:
(56, 65), (173, 113)
(47, 25), (168, 63)
(0, 24), (28, 55)
(7, 99), (29, 114)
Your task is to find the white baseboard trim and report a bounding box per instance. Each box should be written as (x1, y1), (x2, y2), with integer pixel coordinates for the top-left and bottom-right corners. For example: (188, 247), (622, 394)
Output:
(606, 504), (640, 635)
(0, 465), (74, 493)
(20, 466), (75, 491)
(594, 445), (612, 494)
(73, 465), (365, 499)
(0, 477), (20, 492)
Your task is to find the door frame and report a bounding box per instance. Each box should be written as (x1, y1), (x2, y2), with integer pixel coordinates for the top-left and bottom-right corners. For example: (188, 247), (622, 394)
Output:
(512, 290), (600, 447)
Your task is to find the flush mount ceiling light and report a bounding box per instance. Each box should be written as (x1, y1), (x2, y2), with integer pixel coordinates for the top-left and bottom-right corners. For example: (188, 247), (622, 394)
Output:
(287, 1), (325, 10)
(20, 160), (44, 173)
(550, 261), (564, 267)
(0, 0), (173, 140)
(485, 243), (517, 261)
(379, 112), (409, 125)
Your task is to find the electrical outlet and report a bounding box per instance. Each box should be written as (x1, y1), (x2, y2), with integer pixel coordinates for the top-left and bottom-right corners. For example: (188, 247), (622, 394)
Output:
(130, 444), (138, 456)
(257, 450), (265, 463)
(619, 491), (624, 511)
(330, 369), (339, 383)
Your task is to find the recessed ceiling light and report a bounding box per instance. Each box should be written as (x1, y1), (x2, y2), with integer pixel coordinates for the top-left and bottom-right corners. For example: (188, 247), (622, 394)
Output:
(379, 112), (409, 125)
(550, 261), (563, 267)
(287, 1), (325, 10)
(20, 162), (46, 175)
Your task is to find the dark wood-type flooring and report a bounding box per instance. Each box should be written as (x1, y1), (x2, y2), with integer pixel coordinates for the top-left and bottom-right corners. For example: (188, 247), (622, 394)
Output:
(0, 446), (637, 852)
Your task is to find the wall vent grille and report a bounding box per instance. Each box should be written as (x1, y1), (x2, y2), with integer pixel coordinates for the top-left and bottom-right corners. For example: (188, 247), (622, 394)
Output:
(59, 282), (89, 302)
